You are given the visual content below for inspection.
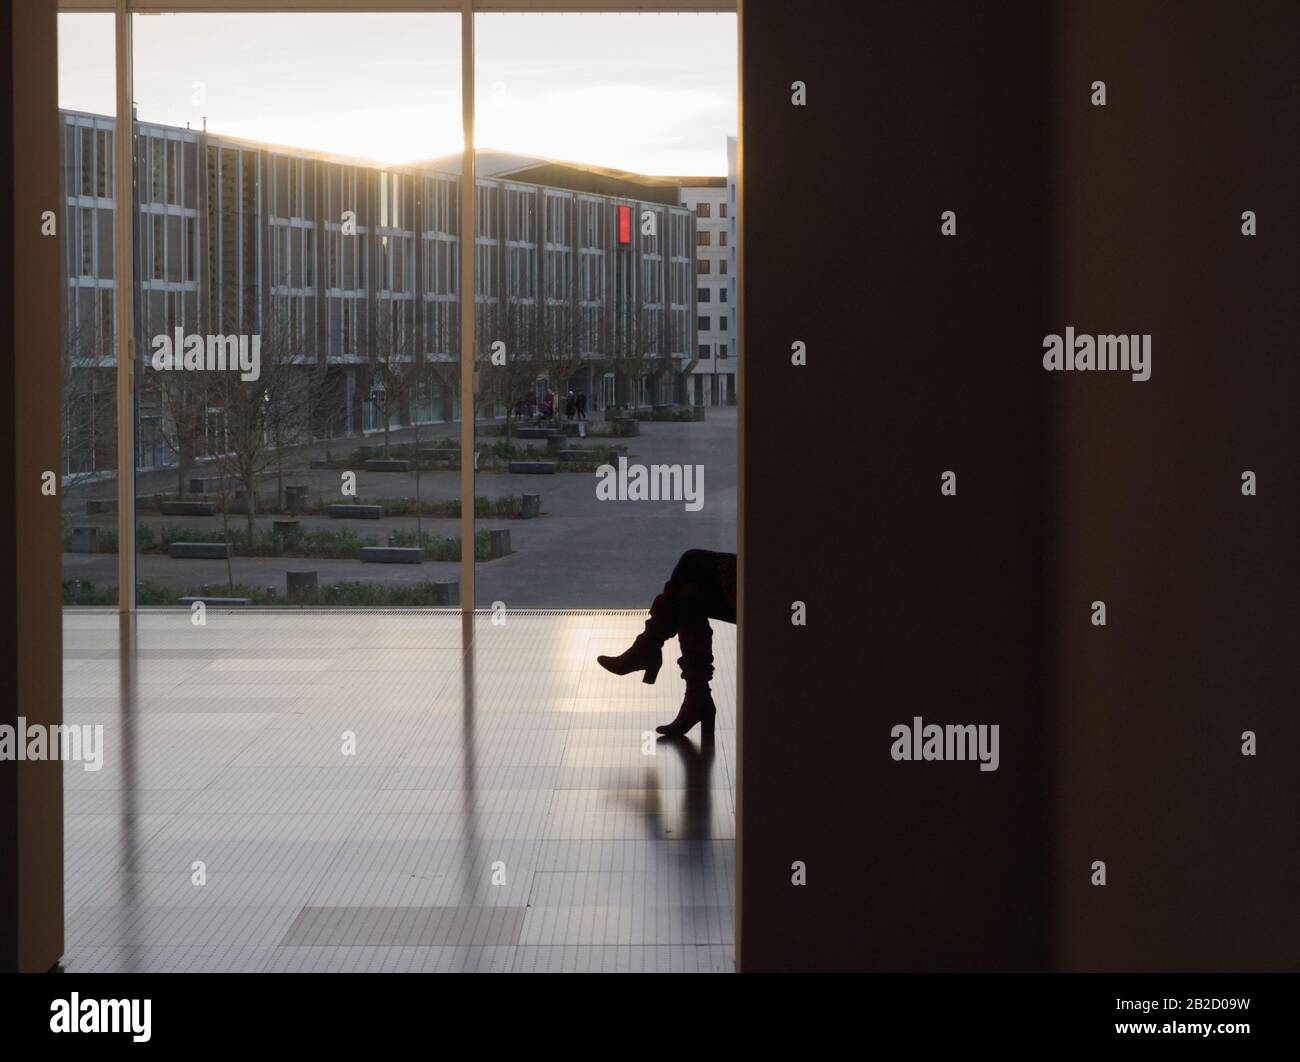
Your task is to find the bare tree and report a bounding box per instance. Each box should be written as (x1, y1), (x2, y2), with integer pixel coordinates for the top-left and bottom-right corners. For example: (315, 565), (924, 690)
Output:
(260, 299), (323, 512)
(201, 302), (317, 538)
(152, 371), (210, 497)
(372, 296), (436, 536)
(479, 298), (545, 443)
(534, 300), (586, 418)
(59, 306), (117, 493)
(370, 297), (419, 459)
(608, 298), (662, 410)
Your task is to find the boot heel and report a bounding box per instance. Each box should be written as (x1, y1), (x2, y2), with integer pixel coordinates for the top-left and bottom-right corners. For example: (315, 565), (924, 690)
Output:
(641, 656), (662, 684)
(700, 713), (716, 740)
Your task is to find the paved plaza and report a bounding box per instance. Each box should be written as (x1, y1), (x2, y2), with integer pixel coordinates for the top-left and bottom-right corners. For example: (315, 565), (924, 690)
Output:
(63, 408), (738, 609)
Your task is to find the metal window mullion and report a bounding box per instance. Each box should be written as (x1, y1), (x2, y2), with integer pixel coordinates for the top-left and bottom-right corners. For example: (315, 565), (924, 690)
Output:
(113, 1), (136, 611)
(458, 0), (475, 612)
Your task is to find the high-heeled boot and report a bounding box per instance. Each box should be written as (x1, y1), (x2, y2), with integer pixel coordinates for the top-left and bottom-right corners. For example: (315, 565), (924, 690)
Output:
(656, 622), (716, 739)
(597, 591), (674, 684)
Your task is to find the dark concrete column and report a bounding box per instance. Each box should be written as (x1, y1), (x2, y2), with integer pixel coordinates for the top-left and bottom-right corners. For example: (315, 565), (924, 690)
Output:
(739, 0), (1051, 971)
(2, 0), (64, 973)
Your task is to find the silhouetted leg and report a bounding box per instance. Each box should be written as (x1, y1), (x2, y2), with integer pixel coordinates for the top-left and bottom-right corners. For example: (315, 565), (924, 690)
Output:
(655, 580), (720, 740)
(598, 550), (734, 693)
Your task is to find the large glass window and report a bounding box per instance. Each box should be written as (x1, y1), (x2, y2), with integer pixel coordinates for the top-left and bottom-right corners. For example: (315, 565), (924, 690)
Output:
(58, 12), (118, 607)
(472, 12), (738, 608)
(59, 5), (737, 615)
(128, 11), (461, 608)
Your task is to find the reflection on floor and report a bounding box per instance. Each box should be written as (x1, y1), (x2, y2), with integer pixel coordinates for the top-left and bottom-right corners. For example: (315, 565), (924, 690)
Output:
(62, 611), (735, 973)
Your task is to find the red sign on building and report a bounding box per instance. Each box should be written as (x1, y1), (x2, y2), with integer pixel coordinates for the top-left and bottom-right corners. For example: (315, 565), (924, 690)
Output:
(617, 204), (632, 245)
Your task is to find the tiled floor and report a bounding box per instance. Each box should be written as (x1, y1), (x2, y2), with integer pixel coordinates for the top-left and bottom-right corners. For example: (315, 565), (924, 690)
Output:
(60, 610), (736, 972)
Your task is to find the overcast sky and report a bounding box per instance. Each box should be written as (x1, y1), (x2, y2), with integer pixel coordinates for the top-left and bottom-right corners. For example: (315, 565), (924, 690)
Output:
(58, 11), (737, 175)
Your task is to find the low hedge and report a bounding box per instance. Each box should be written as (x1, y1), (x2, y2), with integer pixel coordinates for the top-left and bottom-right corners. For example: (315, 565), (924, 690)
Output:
(63, 579), (462, 607)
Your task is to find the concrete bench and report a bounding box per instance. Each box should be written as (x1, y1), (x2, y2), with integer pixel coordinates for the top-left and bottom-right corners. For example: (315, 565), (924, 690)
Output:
(188, 476), (220, 494)
(168, 541), (231, 560)
(513, 427), (560, 440)
(521, 493), (542, 519)
(360, 546), (423, 564)
(509, 461), (556, 475)
(286, 570), (318, 596)
(70, 527), (99, 554)
(177, 595), (252, 607)
(430, 580), (460, 606)
(161, 500), (218, 517)
(326, 504), (383, 519)
(364, 458), (410, 472)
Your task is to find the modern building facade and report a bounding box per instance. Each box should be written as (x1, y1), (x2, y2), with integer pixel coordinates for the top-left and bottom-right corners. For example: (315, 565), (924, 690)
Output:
(59, 110), (698, 475)
(678, 175), (734, 406)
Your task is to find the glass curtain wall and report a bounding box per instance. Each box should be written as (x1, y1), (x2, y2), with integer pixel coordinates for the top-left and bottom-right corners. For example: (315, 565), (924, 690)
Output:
(58, 12), (120, 606)
(128, 11), (462, 608)
(472, 12), (739, 608)
(59, 5), (736, 613)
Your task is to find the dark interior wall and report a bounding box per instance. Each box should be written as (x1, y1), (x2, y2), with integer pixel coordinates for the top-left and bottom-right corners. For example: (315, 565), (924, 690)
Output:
(2, 0), (64, 972)
(739, 0), (1052, 971)
(0, 0), (15, 974)
(739, 0), (1299, 972)
(1046, 0), (1300, 971)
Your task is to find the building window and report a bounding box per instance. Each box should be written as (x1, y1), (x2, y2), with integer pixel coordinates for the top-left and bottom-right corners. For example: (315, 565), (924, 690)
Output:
(720, 260), (728, 276)
(718, 343), (728, 359)
(79, 208), (93, 276)
(695, 202), (711, 218)
(696, 231), (711, 247)
(719, 289), (728, 303)
(720, 203), (728, 218)
(100, 290), (114, 354)
(719, 231), (728, 247)
(697, 258), (711, 275)
(168, 140), (181, 204)
(96, 129), (112, 198)
(719, 317), (728, 331)
(151, 215), (164, 280)
(183, 217), (196, 281)
(150, 141), (164, 201)
(79, 128), (94, 197)
(698, 343), (710, 358)
(697, 287), (710, 302)
(698, 316), (711, 330)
